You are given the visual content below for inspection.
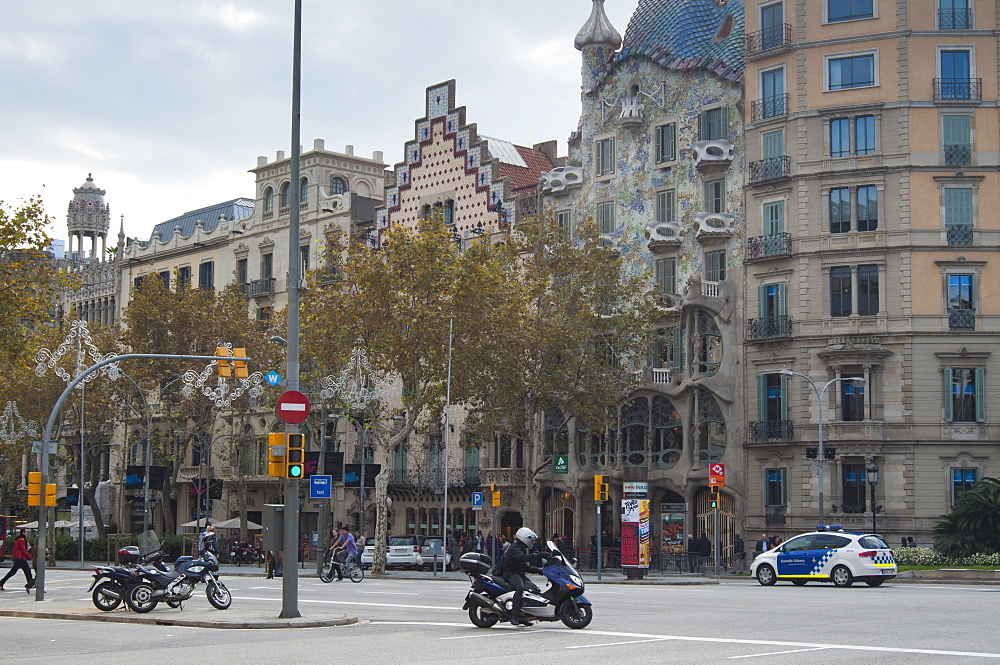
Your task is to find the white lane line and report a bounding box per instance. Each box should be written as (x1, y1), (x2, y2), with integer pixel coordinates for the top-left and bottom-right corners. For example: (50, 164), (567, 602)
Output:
(357, 591), (419, 596)
(233, 595), (455, 611)
(441, 631), (525, 640)
(567, 638), (671, 649)
(728, 647), (832, 659)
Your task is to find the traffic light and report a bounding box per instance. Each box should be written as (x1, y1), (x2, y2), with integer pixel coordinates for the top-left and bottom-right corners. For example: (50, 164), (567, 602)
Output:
(27, 471), (41, 507)
(267, 432), (286, 478)
(593, 474), (610, 502)
(215, 347), (232, 378)
(490, 483), (501, 507)
(44, 483), (57, 507)
(232, 348), (248, 379)
(285, 432), (305, 479)
(709, 487), (721, 509)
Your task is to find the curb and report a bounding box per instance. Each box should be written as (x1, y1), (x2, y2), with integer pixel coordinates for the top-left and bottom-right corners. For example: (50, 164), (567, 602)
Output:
(0, 608), (358, 629)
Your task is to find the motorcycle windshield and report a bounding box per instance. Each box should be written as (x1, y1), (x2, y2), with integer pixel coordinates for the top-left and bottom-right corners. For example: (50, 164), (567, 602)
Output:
(137, 529), (161, 557)
(546, 540), (583, 580)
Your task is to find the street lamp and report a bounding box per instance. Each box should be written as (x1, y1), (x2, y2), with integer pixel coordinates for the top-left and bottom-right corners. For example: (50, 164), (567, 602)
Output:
(866, 461), (879, 534)
(778, 370), (867, 524)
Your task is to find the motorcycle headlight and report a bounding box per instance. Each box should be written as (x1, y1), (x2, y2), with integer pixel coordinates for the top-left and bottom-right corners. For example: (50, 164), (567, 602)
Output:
(569, 575), (583, 587)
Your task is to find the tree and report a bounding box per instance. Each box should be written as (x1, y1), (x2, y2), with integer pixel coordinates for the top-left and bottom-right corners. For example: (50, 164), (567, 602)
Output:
(0, 197), (75, 364)
(934, 477), (1000, 557)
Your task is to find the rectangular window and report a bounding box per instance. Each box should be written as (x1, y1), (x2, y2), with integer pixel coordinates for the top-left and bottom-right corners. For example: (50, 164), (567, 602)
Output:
(654, 123), (676, 163)
(830, 187), (851, 233)
(946, 367), (984, 423)
(952, 467), (978, 505)
(842, 464), (867, 513)
(939, 0), (971, 29)
(256, 306), (273, 321)
(765, 468), (787, 507)
(830, 118), (850, 157)
(762, 130), (784, 160)
(158, 270), (170, 290)
(840, 373), (866, 421)
(198, 261), (214, 289)
(944, 188), (973, 227)
(857, 186), (878, 231)
(261, 253), (273, 280)
(655, 258), (676, 294)
(855, 115), (876, 155)
(300, 245), (309, 273)
(939, 49), (972, 99)
(705, 179), (726, 214)
(596, 137), (615, 176)
(759, 373), (788, 424)
(236, 258), (248, 285)
(948, 273), (974, 310)
(698, 107), (727, 141)
(763, 201), (785, 236)
(596, 201), (615, 234)
(828, 53), (876, 90)
(177, 266), (191, 290)
(760, 68), (786, 117)
(556, 210), (572, 237)
(943, 115), (972, 166)
(654, 326), (683, 369)
(705, 250), (726, 282)
(857, 264), (879, 315)
(828, 0), (874, 22)
(655, 190), (676, 223)
(830, 266), (853, 317)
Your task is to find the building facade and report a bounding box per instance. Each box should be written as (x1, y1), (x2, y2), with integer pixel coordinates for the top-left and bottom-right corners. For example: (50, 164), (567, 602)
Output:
(742, 0), (1000, 543)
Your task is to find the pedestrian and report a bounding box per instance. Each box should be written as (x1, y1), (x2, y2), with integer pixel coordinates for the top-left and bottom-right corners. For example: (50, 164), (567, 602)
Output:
(354, 531), (365, 567)
(907, 537), (917, 548)
(900, 536), (907, 549)
(686, 534), (699, 573)
(770, 535), (783, 549)
(589, 535), (598, 569)
(1, 529), (34, 592)
(753, 532), (769, 559)
(697, 532), (712, 573)
(486, 531), (495, 559)
(474, 530), (485, 554)
(733, 534), (746, 572)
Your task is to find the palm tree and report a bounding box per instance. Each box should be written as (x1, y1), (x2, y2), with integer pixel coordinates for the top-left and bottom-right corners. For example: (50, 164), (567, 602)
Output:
(933, 477), (1000, 556)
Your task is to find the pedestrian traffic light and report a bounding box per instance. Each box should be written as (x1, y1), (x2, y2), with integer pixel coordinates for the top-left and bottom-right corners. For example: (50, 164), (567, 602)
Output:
(44, 483), (57, 507)
(594, 474), (610, 502)
(709, 487), (721, 509)
(215, 347), (232, 378)
(27, 471), (41, 507)
(285, 432), (305, 479)
(490, 483), (501, 507)
(232, 348), (248, 379)
(267, 432), (286, 478)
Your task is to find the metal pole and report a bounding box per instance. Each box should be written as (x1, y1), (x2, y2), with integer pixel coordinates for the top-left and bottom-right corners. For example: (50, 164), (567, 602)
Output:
(549, 450), (554, 539)
(79, 381), (85, 564)
(713, 505), (719, 577)
(817, 384), (825, 525)
(871, 480), (877, 534)
(442, 318), (453, 577)
(143, 406), (153, 533)
(359, 421), (366, 534)
(596, 503), (602, 581)
(279, 0), (303, 620)
(316, 404), (327, 576)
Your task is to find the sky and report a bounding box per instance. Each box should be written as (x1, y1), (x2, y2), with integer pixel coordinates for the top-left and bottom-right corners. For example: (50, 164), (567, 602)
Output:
(1, 0), (639, 244)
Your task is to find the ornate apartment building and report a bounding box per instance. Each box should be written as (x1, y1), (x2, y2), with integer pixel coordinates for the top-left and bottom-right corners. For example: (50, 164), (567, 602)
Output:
(742, 0), (1000, 542)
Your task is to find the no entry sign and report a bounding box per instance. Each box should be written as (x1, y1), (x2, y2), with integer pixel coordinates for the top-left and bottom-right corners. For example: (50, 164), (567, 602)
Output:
(275, 390), (311, 424)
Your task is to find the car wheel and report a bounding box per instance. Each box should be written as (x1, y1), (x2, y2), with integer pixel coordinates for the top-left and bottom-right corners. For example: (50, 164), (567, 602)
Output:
(791, 579), (808, 586)
(865, 579), (885, 587)
(831, 565), (854, 588)
(755, 564), (777, 586)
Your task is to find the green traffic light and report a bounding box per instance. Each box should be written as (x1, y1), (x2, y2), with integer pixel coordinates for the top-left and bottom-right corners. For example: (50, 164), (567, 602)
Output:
(289, 465), (303, 479)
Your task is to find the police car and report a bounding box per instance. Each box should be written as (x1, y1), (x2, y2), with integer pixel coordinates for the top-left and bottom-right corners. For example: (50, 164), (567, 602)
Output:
(750, 525), (896, 587)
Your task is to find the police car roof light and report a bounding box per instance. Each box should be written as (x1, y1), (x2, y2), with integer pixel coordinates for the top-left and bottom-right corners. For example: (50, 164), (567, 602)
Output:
(816, 524), (843, 532)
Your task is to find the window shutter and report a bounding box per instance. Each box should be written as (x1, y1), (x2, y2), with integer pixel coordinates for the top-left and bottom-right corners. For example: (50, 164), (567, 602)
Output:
(975, 367), (986, 423)
(757, 374), (769, 423)
(945, 189), (972, 226)
(944, 368), (954, 422)
(777, 282), (787, 317)
(698, 112), (706, 141)
(763, 131), (783, 160)
(780, 376), (789, 421)
(943, 115), (970, 146)
(758, 284), (767, 319)
(673, 327), (683, 370)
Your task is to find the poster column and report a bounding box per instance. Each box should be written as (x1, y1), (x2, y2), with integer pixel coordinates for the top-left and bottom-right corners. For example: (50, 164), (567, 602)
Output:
(621, 480), (650, 580)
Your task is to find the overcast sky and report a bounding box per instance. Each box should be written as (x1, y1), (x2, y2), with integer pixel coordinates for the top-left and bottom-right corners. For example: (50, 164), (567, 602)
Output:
(2, 0), (639, 243)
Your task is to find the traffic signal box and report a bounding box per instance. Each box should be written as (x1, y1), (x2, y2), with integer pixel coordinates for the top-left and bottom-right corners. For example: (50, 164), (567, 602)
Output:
(593, 474), (610, 502)
(489, 483), (501, 507)
(232, 348), (248, 379)
(216, 347), (249, 379)
(215, 347), (232, 378)
(709, 487), (721, 509)
(27, 472), (56, 507)
(267, 432), (286, 478)
(285, 433), (305, 479)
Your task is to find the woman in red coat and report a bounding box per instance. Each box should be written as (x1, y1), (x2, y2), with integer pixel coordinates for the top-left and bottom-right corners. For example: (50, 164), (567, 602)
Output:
(1, 529), (35, 592)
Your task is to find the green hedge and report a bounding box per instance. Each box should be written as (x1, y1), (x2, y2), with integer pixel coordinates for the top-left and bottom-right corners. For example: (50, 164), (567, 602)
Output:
(893, 546), (1000, 567)
(50, 535), (189, 562)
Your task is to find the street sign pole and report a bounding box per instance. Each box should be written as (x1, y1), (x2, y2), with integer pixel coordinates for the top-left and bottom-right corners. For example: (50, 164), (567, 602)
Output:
(596, 503), (602, 581)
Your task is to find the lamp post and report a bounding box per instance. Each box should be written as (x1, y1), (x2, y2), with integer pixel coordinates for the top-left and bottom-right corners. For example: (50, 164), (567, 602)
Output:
(866, 461), (879, 534)
(778, 370), (866, 524)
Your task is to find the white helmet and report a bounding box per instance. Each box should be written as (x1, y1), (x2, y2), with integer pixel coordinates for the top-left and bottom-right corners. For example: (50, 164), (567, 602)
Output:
(515, 527), (538, 547)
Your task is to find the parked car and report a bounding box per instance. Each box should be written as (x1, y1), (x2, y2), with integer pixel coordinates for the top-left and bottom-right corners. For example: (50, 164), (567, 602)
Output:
(386, 535), (424, 569)
(359, 537), (377, 568)
(419, 535), (460, 571)
(750, 525), (896, 587)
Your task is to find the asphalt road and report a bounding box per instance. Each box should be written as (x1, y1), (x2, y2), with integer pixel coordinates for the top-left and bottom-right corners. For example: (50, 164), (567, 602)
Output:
(2, 569), (998, 664)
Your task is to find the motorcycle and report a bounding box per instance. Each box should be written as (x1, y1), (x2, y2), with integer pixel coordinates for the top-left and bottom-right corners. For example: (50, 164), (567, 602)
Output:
(460, 540), (593, 629)
(88, 546), (167, 612)
(125, 549), (231, 613)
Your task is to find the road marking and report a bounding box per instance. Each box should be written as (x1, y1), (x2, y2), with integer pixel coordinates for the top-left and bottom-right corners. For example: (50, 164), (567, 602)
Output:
(567, 638), (671, 649)
(233, 595), (455, 611)
(357, 591), (419, 596)
(441, 631), (525, 640)
(728, 647), (832, 659)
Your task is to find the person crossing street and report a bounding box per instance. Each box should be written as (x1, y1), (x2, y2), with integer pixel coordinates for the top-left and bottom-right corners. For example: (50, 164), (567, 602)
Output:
(0, 530), (34, 592)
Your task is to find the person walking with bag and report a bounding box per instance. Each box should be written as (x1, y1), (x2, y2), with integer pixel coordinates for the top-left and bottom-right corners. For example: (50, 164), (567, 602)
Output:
(1, 529), (34, 592)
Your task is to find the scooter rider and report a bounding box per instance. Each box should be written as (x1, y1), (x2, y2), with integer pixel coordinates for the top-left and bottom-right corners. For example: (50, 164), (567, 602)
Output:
(499, 527), (550, 626)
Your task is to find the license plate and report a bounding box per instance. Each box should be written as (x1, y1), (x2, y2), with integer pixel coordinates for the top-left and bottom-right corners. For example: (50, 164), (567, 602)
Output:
(881, 569), (894, 575)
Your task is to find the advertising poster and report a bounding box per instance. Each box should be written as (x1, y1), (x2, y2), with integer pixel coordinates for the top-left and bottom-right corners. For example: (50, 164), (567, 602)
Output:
(660, 503), (686, 556)
(638, 500), (650, 567)
(620, 498), (639, 566)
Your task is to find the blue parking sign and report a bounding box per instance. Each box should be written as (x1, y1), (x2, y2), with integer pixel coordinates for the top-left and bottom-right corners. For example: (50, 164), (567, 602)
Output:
(310, 475), (333, 499)
(471, 491), (484, 507)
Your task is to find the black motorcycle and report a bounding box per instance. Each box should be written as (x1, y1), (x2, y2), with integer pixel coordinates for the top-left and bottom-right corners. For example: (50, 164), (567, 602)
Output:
(88, 546), (167, 611)
(125, 550), (231, 613)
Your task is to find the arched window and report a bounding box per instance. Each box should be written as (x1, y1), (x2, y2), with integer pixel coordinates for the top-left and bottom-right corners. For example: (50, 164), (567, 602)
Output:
(544, 408), (568, 456)
(620, 398), (648, 467)
(651, 396), (682, 469)
(421, 204), (431, 220)
(694, 310), (723, 376)
(329, 177), (346, 195)
(263, 186), (273, 212)
(279, 182), (291, 208)
(696, 388), (726, 462)
(299, 176), (309, 204)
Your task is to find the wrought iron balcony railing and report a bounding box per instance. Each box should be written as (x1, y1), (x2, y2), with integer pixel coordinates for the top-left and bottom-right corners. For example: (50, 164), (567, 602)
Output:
(746, 315), (793, 340)
(944, 143), (971, 166)
(746, 23), (792, 53)
(946, 224), (973, 246)
(934, 78), (982, 101)
(748, 420), (794, 443)
(387, 467), (481, 489)
(938, 8), (972, 29)
(765, 504), (787, 525)
(751, 94), (789, 122)
(749, 156), (790, 183)
(243, 277), (276, 297)
(949, 308), (975, 330)
(746, 233), (792, 261)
